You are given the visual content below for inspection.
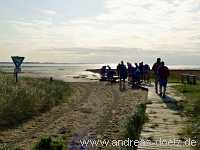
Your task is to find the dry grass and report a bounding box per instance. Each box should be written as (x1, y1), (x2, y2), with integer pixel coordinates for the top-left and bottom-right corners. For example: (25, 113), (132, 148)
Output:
(174, 84), (200, 149)
(0, 72), (71, 129)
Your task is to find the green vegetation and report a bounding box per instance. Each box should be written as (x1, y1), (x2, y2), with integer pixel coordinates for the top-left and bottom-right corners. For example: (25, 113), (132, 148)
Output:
(32, 136), (65, 150)
(0, 72), (71, 129)
(174, 84), (200, 149)
(168, 75), (181, 83)
(124, 103), (147, 150)
(150, 72), (181, 83)
(150, 70), (200, 83)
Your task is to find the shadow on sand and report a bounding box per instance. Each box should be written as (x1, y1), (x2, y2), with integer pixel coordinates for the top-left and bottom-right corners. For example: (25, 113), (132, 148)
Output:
(161, 95), (183, 112)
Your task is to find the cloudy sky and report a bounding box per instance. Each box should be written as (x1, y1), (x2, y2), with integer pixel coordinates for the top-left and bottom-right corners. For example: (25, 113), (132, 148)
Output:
(0, 0), (200, 64)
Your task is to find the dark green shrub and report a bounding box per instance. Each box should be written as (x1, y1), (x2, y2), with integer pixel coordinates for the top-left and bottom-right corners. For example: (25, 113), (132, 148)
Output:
(33, 137), (65, 150)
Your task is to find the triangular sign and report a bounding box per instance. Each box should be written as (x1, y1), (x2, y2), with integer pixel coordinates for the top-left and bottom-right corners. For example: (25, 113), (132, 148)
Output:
(11, 56), (25, 68)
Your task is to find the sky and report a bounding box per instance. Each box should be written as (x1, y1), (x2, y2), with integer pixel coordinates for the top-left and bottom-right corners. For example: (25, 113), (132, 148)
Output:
(0, 0), (200, 64)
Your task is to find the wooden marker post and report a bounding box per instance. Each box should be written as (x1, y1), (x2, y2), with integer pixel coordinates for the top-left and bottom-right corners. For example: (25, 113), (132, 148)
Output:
(11, 56), (25, 83)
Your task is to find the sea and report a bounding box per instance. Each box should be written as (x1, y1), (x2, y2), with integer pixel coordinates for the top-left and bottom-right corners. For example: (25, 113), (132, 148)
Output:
(0, 63), (200, 82)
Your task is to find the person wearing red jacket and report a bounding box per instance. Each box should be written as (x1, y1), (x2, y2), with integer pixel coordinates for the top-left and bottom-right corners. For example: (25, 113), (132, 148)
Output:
(157, 61), (170, 98)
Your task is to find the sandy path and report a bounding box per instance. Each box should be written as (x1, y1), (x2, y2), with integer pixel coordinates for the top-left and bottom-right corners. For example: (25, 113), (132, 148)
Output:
(138, 85), (190, 150)
(0, 82), (147, 150)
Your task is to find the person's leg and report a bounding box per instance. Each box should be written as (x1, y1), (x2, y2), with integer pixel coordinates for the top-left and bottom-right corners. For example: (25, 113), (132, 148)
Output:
(109, 77), (112, 84)
(163, 80), (167, 98)
(138, 75), (141, 85)
(159, 80), (163, 96)
(163, 86), (166, 97)
(129, 74), (132, 83)
(144, 74), (147, 84)
(119, 78), (122, 90)
(123, 78), (126, 90)
(155, 77), (158, 93)
(147, 74), (151, 85)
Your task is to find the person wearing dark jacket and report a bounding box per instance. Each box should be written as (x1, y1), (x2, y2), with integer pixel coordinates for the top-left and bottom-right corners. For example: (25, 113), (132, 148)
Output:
(157, 61), (170, 98)
(116, 63), (120, 76)
(119, 61), (127, 90)
(139, 62), (144, 81)
(127, 62), (133, 82)
(152, 58), (161, 93)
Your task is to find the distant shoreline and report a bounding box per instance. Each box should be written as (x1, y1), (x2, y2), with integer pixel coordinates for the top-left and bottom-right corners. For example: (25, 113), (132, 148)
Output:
(1, 64), (200, 82)
(86, 69), (200, 73)
(0, 62), (200, 70)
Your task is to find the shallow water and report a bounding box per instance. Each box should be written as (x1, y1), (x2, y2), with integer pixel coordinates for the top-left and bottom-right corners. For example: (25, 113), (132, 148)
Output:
(0, 63), (102, 82)
(0, 63), (200, 82)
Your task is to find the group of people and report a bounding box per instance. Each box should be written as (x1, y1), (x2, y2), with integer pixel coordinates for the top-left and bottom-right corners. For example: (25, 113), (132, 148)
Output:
(100, 61), (151, 89)
(100, 65), (116, 81)
(117, 61), (151, 87)
(100, 58), (170, 97)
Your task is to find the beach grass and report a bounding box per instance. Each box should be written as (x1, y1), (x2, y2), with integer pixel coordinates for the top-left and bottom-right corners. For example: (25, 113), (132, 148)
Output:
(174, 83), (200, 149)
(124, 103), (147, 150)
(0, 71), (71, 129)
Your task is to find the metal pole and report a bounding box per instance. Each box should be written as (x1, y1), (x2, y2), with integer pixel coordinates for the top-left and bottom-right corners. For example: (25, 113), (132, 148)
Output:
(16, 72), (18, 83)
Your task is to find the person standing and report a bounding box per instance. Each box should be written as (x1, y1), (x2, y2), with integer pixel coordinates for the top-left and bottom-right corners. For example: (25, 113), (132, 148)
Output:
(143, 64), (151, 84)
(132, 63), (141, 87)
(119, 61), (127, 90)
(127, 62), (133, 83)
(100, 66), (107, 80)
(157, 61), (170, 98)
(107, 65), (112, 81)
(116, 63), (120, 77)
(152, 58), (161, 93)
(139, 62), (144, 81)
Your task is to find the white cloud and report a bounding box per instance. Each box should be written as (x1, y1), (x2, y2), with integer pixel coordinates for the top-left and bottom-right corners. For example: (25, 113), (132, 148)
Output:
(1, 0), (200, 62)
(41, 9), (57, 15)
